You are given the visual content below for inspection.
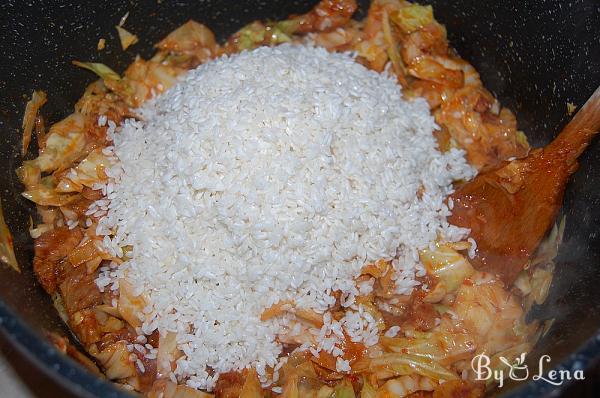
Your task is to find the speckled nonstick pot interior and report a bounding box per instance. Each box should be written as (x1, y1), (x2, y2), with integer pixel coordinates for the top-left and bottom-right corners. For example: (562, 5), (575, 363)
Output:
(0, 1), (599, 397)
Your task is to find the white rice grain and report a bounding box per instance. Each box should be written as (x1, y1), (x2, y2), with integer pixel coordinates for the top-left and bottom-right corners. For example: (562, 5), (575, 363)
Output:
(97, 44), (475, 390)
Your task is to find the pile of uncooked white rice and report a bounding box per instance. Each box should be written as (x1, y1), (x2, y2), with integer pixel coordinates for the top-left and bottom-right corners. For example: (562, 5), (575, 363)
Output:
(95, 44), (475, 390)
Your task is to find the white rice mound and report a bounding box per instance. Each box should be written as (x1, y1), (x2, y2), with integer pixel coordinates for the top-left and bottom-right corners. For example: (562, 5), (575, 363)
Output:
(96, 44), (475, 390)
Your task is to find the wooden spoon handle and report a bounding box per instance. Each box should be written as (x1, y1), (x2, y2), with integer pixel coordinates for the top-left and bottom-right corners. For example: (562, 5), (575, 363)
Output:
(550, 85), (600, 155)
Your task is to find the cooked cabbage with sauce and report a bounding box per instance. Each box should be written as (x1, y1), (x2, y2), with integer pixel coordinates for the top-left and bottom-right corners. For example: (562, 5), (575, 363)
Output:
(9, 1), (588, 397)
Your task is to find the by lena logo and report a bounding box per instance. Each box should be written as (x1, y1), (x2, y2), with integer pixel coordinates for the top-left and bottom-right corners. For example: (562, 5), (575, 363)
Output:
(471, 353), (585, 388)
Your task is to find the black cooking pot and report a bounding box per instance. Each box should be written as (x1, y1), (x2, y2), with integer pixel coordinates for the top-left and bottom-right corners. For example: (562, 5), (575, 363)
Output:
(0, 1), (599, 397)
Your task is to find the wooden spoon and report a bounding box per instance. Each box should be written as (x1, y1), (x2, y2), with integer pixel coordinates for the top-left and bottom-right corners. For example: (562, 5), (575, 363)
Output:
(448, 86), (600, 285)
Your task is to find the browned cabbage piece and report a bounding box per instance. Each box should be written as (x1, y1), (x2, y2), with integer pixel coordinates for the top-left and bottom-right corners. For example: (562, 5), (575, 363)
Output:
(59, 259), (104, 315)
(420, 243), (475, 302)
(307, 21), (362, 52)
(33, 226), (84, 294)
(30, 112), (90, 173)
(117, 279), (147, 328)
(292, 0), (358, 34)
(0, 202), (19, 272)
(74, 80), (130, 122)
(213, 372), (245, 398)
(121, 57), (185, 107)
(155, 20), (217, 67)
(21, 90), (47, 155)
(116, 25), (139, 50)
(68, 234), (113, 273)
(71, 307), (130, 348)
(450, 274), (536, 356)
(78, 316), (160, 391)
(22, 184), (81, 207)
(91, 341), (137, 380)
(56, 149), (113, 193)
(16, 161), (41, 191)
(224, 21), (298, 53)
